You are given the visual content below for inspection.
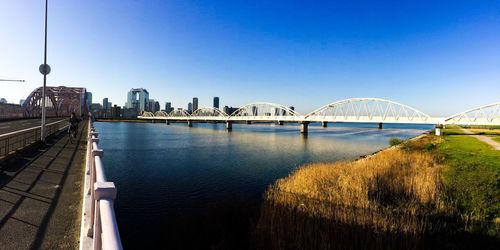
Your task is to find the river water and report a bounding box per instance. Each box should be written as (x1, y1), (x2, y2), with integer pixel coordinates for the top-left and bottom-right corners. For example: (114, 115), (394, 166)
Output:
(95, 122), (432, 249)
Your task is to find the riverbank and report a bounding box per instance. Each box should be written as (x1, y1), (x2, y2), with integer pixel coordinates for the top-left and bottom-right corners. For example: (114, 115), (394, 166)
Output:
(256, 131), (499, 249)
(94, 117), (151, 123)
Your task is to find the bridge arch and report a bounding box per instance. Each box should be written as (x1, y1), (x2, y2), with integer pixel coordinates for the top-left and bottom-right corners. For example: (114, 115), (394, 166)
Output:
(445, 102), (500, 125)
(154, 111), (169, 117)
(23, 86), (87, 117)
(229, 102), (300, 120)
(169, 109), (191, 117)
(141, 111), (154, 117)
(192, 107), (229, 117)
(305, 98), (431, 123)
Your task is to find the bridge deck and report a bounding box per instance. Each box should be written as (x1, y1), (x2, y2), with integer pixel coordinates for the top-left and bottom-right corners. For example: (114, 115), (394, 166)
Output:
(0, 118), (64, 134)
(0, 122), (87, 249)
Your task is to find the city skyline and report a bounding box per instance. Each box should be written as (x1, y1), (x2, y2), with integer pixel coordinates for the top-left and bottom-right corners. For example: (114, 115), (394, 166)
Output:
(1, 1), (499, 116)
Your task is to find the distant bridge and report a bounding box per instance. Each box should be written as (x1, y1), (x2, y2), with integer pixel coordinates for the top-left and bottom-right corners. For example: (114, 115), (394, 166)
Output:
(138, 98), (500, 134)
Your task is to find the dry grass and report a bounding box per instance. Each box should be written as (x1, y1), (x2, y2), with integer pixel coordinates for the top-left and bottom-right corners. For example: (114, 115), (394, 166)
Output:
(256, 138), (470, 249)
(271, 147), (451, 228)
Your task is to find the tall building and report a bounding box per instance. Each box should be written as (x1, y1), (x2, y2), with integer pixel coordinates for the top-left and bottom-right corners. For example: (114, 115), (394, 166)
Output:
(213, 97), (219, 109)
(148, 99), (156, 112)
(103, 98), (109, 111)
(188, 102), (193, 113)
(85, 92), (92, 108)
(165, 102), (173, 113)
(125, 88), (149, 112)
(154, 101), (160, 113)
(192, 97), (198, 112)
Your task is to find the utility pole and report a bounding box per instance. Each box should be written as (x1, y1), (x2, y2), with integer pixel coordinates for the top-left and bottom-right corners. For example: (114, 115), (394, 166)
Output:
(39, 0), (51, 142)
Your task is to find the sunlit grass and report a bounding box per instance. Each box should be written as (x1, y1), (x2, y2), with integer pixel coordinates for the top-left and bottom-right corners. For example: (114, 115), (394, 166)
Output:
(438, 135), (500, 235)
(257, 133), (500, 248)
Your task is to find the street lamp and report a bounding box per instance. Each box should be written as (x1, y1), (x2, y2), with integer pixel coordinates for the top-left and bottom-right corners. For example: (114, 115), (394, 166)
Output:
(39, 0), (50, 142)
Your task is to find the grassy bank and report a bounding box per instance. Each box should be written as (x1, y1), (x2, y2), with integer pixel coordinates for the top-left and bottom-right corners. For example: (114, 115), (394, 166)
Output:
(439, 135), (500, 235)
(256, 133), (499, 249)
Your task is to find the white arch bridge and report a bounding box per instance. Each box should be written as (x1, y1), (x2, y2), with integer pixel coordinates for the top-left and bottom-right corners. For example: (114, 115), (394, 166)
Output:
(138, 98), (500, 135)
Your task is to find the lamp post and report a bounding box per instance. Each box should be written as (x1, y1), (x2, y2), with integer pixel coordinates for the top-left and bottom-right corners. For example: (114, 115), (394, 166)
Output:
(39, 0), (50, 142)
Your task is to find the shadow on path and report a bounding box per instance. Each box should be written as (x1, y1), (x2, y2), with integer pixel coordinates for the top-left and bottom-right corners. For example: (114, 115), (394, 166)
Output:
(0, 122), (87, 250)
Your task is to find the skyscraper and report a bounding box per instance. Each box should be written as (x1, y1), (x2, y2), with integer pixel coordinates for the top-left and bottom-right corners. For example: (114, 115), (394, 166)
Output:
(103, 98), (109, 111)
(154, 101), (160, 112)
(192, 97), (198, 112)
(213, 97), (219, 109)
(188, 102), (193, 113)
(86, 92), (92, 108)
(165, 102), (173, 113)
(125, 88), (149, 112)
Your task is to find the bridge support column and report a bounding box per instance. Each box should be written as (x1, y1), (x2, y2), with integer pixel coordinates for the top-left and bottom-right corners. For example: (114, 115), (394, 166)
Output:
(187, 120), (193, 127)
(226, 121), (232, 130)
(277, 121), (284, 126)
(246, 121), (252, 125)
(299, 121), (309, 134)
(322, 121), (328, 128)
(166, 120), (170, 125)
(435, 124), (443, 136)
(378, 122), (383, 129)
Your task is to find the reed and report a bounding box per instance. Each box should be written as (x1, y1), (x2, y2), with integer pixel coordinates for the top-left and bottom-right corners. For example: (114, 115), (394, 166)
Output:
(256, 140), (466, 249)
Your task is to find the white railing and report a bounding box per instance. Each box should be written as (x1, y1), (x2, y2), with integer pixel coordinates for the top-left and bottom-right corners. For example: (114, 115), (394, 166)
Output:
(0, 119), (67, 160)
(81, 118), (122, 250)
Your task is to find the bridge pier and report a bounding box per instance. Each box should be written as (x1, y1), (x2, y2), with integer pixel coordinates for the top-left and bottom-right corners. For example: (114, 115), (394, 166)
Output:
(226, 121), (232, 130)
(378, 122), (383, 129)
(299, 121), (309, 134)
(322, 121), (328, 128)
(435, 124), (443, 136)
(246, 121), (252, 125)
(187, 120), (193, 127)
(166, 120), (170, 125)
(277, 121), (284, 126)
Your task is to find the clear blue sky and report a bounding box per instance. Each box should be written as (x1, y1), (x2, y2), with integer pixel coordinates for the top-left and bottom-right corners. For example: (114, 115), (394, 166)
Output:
(0, 0), (499, 116)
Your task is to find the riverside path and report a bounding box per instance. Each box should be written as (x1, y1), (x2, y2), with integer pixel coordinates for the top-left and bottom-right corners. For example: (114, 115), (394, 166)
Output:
(0, 121), (87, 249)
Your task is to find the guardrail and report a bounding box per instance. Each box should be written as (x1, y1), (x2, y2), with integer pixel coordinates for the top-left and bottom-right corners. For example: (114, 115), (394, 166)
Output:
(0, 119), (67, 160)
(82, 118), (122, 250)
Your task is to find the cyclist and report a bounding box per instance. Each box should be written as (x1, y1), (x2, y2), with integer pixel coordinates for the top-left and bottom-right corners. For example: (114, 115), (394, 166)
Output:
(69, 112), (80, 137)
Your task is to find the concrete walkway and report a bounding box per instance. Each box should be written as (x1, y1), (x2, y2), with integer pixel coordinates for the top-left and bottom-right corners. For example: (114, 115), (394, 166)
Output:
(462, 129), (500, 150)
(0, 122), (87, 249)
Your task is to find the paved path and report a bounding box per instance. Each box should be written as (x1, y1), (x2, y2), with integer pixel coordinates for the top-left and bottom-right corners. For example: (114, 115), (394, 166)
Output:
(461, 129), (500, 150)
(0, 118), (64, 135)
(0, 121), (87, 249)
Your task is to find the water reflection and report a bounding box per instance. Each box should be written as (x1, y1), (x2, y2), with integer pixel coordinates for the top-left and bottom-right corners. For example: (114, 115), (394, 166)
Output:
(95, 121), (431, 249)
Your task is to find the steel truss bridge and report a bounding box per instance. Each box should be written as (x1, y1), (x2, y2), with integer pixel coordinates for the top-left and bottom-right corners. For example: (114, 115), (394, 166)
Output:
(138, 98), (500, 134)
(23, 86), (88, 118)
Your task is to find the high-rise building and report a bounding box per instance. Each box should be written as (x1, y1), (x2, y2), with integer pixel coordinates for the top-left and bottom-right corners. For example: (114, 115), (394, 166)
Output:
(154, 101), (160, 113)
(165, 102), (174, 113)
(192, 97), (198, 112)
(125, 88), (149, 112)
(213, 97), (219, 109)
(148, 99), (156, 112)
(103, 98), (109, 111)
(188, 102), (193, 113)
(85, 92), (92, 108)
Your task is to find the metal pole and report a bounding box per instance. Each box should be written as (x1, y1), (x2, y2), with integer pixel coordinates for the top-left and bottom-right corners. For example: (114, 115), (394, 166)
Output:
(40, 0), (49, 142)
